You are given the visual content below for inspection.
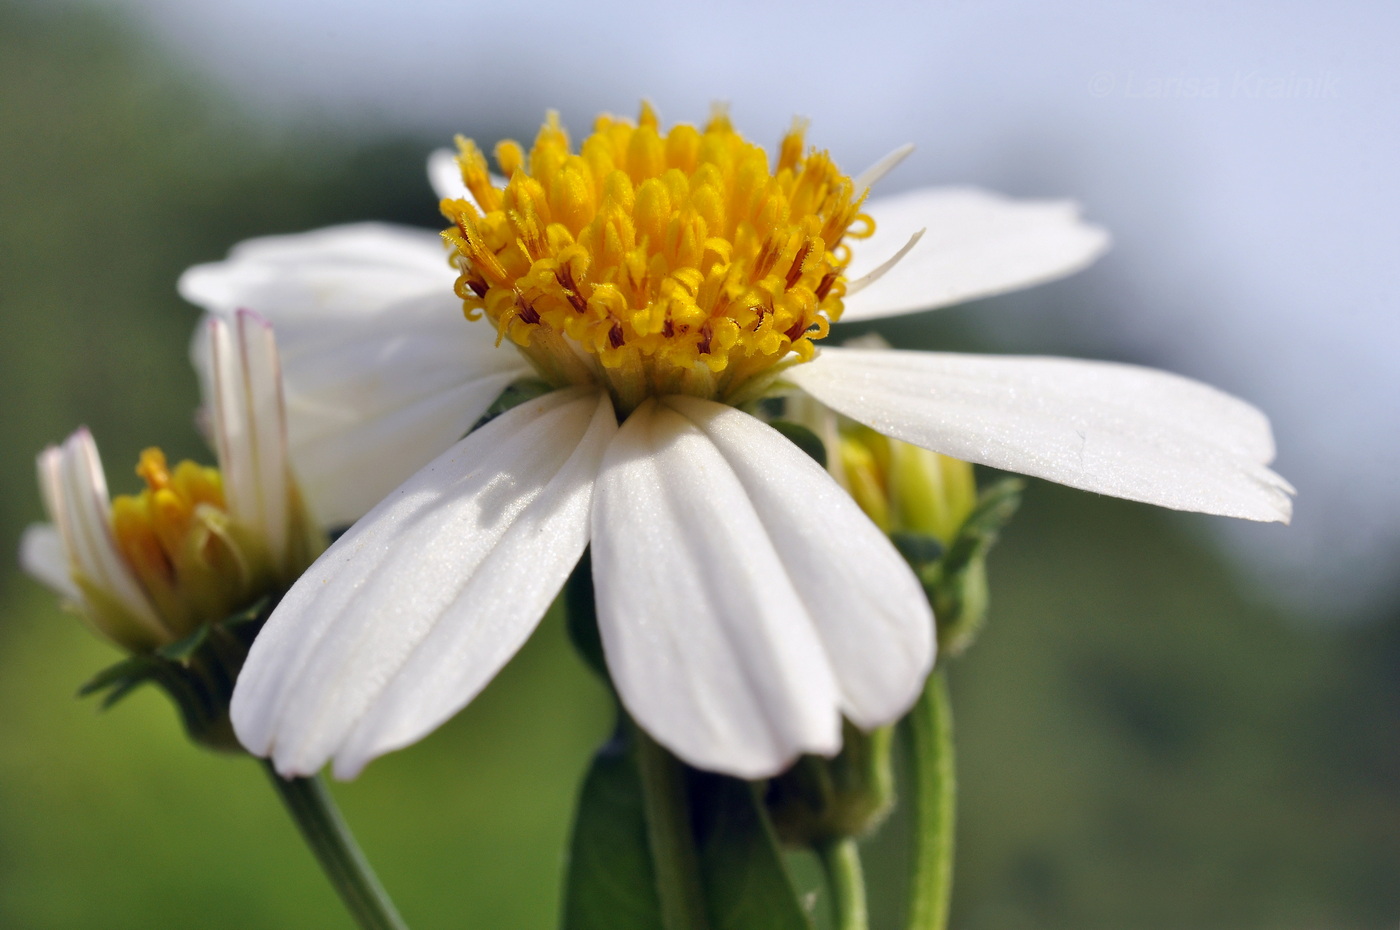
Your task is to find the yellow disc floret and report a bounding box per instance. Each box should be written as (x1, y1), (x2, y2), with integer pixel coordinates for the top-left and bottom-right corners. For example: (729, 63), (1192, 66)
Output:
(440, 103), (874, 412)
(109, 448), (266, 643)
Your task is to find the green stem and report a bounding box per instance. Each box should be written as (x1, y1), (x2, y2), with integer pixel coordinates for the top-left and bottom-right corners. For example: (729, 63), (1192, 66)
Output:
(263, 762), (409, 930)
(631, 722), (710, 930)
(817, 837), (869, 930)
(905, 669), (956, 930)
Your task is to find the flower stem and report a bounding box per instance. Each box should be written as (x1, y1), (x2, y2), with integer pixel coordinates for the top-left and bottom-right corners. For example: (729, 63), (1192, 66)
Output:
(817, 837), (869, 930)
(904, 669), (956, 930)
(262, 761), (409, 930)
(631, 721), (710, 930)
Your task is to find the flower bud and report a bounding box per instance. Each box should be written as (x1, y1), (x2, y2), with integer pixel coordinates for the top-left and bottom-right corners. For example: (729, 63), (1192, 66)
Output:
(764, 721), (895, 847)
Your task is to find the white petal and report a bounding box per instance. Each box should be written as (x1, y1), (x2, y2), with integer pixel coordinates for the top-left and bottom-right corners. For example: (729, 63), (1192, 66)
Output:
(665, 397), (935, 731)
(844, 228), (925, 296)
(44, 432), (165, 637)
(20, 523), (81, 603)
(427, 148), (470, 201)
(592, 398), (929, 778)
(180, 224), (454, 320)
(231, 387), (616, 779)
(841, 187), (1110, 321)
(287, 365), (526, 529)
(267, 285), (529, 526)
(206, 310), (297, 568)
(788, 348), (1293, 522)
(182, 224), (531, 527)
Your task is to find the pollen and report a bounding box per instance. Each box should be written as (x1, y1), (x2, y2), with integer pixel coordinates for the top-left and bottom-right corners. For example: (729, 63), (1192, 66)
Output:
(440, 103), (874, 411)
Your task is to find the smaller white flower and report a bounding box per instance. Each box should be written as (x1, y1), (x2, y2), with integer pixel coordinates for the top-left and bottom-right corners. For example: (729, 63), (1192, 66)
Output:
(20, 311), (319, 652)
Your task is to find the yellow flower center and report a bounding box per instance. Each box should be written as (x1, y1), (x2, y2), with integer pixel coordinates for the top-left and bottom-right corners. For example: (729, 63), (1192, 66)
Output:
(109, 448), (258, 642)
(440, 103), (874, 412)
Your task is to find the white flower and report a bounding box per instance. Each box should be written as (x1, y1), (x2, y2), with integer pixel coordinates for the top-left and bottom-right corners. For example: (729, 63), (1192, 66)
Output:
(182, 108), (1290, 780)
(20, 311), (319, 651)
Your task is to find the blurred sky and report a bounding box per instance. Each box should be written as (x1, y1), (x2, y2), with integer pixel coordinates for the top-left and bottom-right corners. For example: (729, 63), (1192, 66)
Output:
(87, 0), (1400, 618)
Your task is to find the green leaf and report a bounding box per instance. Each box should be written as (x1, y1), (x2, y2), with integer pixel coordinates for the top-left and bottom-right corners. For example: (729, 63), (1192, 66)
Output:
(692, 772), (814, 930)
(562, 736), (662, 930)
(767, 421), (827, 468)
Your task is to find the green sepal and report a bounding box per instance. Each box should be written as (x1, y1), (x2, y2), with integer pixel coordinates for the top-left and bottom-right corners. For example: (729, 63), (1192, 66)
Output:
(765, 721), (895, 848)
(921, 478), (1024, 657)
(890, 531), (945, 570)
(220, 597), (272, 631)
(155, 622), (211, 662)
(75, 596), (274, 752)
(79, 653), (155, 698)
(766, 421), (828, 468)
(562, 732), (663, 930)
(78, 654), (165, 706)
(692, 771), (814, 930)
(469, 378), (555, 432)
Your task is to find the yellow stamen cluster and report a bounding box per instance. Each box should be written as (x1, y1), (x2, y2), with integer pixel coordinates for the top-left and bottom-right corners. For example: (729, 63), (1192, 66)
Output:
(110, 448), (258, 641)
(441, 103), (874, 411)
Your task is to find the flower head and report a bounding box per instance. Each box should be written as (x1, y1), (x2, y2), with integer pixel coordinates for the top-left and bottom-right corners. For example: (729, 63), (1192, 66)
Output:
(21, 311), (320, 652)
(177, 105), (1291, 781)
(441, 105), (869, 411)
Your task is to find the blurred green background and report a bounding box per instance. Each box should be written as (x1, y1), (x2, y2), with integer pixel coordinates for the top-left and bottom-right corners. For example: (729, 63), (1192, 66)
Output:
(1, 2), (1395, 927)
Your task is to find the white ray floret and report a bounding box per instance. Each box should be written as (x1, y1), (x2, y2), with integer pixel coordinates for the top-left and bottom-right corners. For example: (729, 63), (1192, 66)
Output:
(27, 430), (168, 646)
(182, 223), (531, 527)
(844, 187), (1110, 321)
(592, 399), (842, 776)
(207, 310), (296, 569)
(593, 397), (934, 776)
(787, 347), (1293, 523)
(233, 388), (617, 778)
(18, 524), (79, 603)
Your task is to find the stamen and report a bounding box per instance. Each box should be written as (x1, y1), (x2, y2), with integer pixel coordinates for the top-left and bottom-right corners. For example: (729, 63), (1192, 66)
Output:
(845, 228), (926, 296)
(852, 142), (916, 196)
(440, 104), (875, 410)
